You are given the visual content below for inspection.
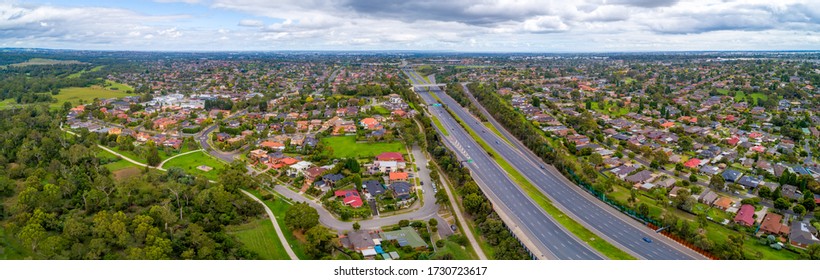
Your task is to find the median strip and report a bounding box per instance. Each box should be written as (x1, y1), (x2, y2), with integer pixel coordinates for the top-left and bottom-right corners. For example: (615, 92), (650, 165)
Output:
(444, 107), (636, 260)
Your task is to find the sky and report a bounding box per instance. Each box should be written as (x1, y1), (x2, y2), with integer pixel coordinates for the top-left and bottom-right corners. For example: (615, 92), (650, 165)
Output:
(1, 0), (818, 52)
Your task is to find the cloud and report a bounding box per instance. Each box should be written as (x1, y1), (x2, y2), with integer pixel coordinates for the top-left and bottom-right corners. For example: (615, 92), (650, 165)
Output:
(238, 19), (263, 27)
(606, 0), (679, 8)
(2, 0), (820, 51)
(154, 0), (202, 3)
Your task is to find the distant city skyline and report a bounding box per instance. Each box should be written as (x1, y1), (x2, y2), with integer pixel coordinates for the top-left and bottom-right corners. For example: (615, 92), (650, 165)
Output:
(2, 0), (819, 52)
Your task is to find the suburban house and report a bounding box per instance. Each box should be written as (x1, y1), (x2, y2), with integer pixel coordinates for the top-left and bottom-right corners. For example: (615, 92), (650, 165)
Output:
(713, 197), (733, 211)
(734, 204), (756, 227)
(609, 165), (637, 180)
(334, 189), (363, 208)
(781, 184), (802, 200)
(389, 181), (412, 200)
(287, 161), (312, 177)
(379, 227), (427, 249)
(698, 190), (719, 205)
(388, 172), (409, 183)
(625, 170), (655, 184)
(340, 230), (380, 252)
(722, 169), (743, 183)
(322, 173), (345, 187)
(363, 180), (385, 197)
(375, 152), (404, 162)
(759, 213), (790, 236)
(261, 140), (286, 151)
(789, 222), (820, 249)
(304, 166), (327, 182)
(373, 160), (406, 173)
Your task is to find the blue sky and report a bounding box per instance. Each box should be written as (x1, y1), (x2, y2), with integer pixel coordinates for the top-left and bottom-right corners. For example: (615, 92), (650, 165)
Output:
(1, 0), (818, 52)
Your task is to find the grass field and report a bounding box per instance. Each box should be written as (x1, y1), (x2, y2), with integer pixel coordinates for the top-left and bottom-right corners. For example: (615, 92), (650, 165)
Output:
(52, 86), (135, 109)
(246, 189), (309, 259)
(0, 84), (135, 110)
(591, 101), (630, 117)
(372, 105), (390, 115)
(3, 58), (84, 68)
(104, 80), (134, 92)
(435, 239), (477, 260)
(162, 151), (226, 180)
(67, 65), (104, 78)
(227, 218), (290, 260)
(446, 108), (635, 260)
(321, 136), (406, 159)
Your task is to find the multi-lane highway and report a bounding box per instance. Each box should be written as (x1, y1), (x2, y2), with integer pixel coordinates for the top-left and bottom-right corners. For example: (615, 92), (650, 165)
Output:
(403, 69), (603, 260)
(425, 75), (704, 259)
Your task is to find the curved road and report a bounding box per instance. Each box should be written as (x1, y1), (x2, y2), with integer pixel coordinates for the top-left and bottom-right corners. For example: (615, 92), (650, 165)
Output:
(271, 145), (455, 235)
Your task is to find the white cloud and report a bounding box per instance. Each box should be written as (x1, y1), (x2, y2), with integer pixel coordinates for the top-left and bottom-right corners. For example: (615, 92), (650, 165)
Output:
(238, 19), (263, 27)
(0, 0), (818, 51)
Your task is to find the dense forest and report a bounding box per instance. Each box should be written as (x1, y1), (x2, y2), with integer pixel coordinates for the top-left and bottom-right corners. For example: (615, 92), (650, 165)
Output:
(0, 106), (265, 259)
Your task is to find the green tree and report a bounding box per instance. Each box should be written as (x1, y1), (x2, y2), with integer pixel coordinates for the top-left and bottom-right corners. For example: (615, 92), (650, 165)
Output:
(807, 244), (820, 260)
(305, 226), (336, 259)
(774, 197), (791, 211)
(793, 204), (807, 217)
(689, 174), (698, 183)
(284, 202), (319, 232)
(709, 174), (725, 189)
(352, 222), (360, 231)
(589, 153), (603, 168)
(146, 146), (161, 167)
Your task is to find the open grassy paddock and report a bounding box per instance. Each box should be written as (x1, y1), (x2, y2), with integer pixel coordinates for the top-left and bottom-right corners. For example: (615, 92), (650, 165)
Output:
(227, 218), (290, 260)
(162, 151), (226, 180)
(321, 135), (406, 159)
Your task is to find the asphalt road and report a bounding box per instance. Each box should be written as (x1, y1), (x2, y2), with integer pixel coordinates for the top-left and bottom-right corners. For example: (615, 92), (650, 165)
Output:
(447, 82), (704, 260)
(198, 109), (246, 162)
(404, 68), (603, 260)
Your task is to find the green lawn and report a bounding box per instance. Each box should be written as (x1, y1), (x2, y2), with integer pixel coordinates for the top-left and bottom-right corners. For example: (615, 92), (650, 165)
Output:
(434, 239), (476, 260)
(726, 90), (769, 103)
(226, 218), (290, 260)
(702, 222), (801, 260)
(96, 149), (138, 171)
(67, 65), (104, 78)
(446, 108), (635, 260)
(591, 101), (629, 117)
(104, 80), (134, 92)
(246, 189), (309, 259)
(53, 86), (134, 109)
(372, 105), (390, 115)
(162, 151), (226, 180)
(321, 136), (406, 159)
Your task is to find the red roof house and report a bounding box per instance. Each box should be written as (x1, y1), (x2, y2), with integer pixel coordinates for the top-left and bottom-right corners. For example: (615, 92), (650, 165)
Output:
(726, 136), (740, 146)
(684, 158), (702, 169)
(375, 152), (404, 162)
(334, 189), (363, 208)
(734, 204), (755, 227)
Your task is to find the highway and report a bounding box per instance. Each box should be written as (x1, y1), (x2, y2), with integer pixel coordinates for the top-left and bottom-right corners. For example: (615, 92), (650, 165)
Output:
(434, 78), (704, 259)
(403, 69), (603, 260)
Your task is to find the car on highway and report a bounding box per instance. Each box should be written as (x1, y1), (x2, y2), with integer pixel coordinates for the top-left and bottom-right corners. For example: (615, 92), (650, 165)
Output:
(642, 237), (652, 243)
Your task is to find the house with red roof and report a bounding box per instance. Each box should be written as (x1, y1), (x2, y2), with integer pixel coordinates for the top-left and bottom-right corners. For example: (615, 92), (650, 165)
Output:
(261, 141), (285, 151)
(389, 172), (408, 183)
(660, 122), (675, 129)
(751, 145), (765, 153)
(726, 136), (740, 146)
(684, 158), (702, 169)
(334, 189), (363, 208)
(734, 204), (755, 227)
(376, 152), (404, 162)
(359, 117), (381, 130)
